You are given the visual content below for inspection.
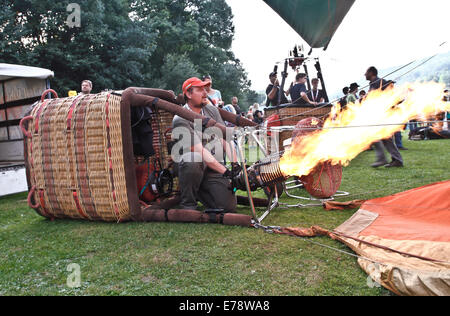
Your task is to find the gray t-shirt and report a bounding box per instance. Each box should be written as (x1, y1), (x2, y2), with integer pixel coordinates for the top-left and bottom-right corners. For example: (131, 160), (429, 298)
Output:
(172, 104), (226, 156)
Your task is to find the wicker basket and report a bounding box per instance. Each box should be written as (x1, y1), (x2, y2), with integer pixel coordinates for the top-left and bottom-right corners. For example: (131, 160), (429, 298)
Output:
(265, 104), (332, 152)
(22, 91), (181, 222)
(149, 105), (179, 191)
(23, 93), (132, 222)
(265, 105), (332, 126)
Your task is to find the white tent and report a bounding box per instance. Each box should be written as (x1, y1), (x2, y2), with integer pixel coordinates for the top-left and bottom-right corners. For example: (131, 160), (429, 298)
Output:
(0, 63), (54, 81)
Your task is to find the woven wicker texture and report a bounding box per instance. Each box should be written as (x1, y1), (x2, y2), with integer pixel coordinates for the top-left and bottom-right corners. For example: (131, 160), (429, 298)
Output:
(150, 107), (179, 191)
(265, 105), (331, 126)
(265, 105), (332, 153)
(25, 93), (131, 222)
(293, 117), (343, 198)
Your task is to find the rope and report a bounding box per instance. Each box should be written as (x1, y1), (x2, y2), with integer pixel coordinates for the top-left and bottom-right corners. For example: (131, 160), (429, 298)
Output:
(253, 223), (383, 266)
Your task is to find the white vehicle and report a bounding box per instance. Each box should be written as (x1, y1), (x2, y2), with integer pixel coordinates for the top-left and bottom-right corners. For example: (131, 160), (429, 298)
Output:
(0, 63), (54, 197)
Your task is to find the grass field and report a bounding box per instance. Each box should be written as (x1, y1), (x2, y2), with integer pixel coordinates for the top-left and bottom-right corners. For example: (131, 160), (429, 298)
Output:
(0, 133), (449, 296)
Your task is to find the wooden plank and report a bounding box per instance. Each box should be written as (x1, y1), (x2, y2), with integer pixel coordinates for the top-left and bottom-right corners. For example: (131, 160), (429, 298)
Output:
(6, 104), (33, 120)
(4, 78), (46, 103)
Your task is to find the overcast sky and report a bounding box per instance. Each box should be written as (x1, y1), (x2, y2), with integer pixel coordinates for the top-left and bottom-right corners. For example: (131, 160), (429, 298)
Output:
(226, 0), (450, 97)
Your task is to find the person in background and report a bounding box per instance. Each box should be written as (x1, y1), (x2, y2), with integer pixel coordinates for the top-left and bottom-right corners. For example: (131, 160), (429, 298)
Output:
(339, 86), (349, 109)
(286, 73), (317, 106)
(359, 90), (367, 102)
(79, 80), (93, 95)
(251, 103), (262, 121)
(365, 66), (403, 167)
(231, 96), (242, 115)
(395, 127), (408, 150)
(444, 90), (450, 129)
(247, 105), (254, 117)
(266, 71), (289, 107)
(203, 75), (224, 108)
(253, 110), (264, 125)
(346, 83), (359, 104)
(306, 78), (325, 104)
(366, 66), (394, 91)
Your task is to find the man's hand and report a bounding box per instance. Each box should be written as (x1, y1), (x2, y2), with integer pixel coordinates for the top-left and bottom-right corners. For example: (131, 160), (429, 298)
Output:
(231, 162), (242, 177)
(222, 169), (232, 178)
(223, 163), (244, 193)
(222, 163), (243, 179)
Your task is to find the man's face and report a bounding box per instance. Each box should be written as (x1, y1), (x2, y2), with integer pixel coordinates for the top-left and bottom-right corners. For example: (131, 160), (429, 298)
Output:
(81, 82), (92, 94)
(365, 69), (373, 81)
(312, 80), (319, 89)
(204, 78), (212, 90)
(232, 97), (238, 105)
(270, 75), (277, 84)
(187, 86), (207, 106)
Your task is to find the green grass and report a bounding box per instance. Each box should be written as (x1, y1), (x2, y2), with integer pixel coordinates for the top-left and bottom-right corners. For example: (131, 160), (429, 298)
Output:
(1, 133), (449, 296)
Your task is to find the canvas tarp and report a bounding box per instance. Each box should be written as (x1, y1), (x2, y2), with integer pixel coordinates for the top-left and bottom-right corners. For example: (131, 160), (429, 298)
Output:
(263, 0), (355, 49)
(334, 180), (450, 296)
(0, 63), (54, 81)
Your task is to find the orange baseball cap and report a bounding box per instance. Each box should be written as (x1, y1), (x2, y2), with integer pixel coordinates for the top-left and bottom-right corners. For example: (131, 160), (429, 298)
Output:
(182, 77), (209, 94)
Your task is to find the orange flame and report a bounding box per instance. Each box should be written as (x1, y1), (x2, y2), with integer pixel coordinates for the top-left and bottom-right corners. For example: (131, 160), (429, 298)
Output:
(280, 82), (449, 177)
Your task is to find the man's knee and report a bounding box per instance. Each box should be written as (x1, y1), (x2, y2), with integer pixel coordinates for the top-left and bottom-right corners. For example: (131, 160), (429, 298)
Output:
(223, 194), (237, 213)
(203, 176), (237, 212)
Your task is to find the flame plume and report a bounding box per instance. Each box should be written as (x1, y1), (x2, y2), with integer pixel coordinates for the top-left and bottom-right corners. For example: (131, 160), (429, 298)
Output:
(280, 82), (449, 177)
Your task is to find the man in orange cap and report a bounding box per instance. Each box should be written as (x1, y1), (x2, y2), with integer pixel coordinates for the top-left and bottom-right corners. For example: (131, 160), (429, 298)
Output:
(172, 77), (238, 212)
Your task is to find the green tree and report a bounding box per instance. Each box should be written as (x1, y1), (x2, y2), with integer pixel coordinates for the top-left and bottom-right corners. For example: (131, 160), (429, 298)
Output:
(128, 0), (255, 103)
(0, 0), (256, 103)
(0, 0), (157, 94)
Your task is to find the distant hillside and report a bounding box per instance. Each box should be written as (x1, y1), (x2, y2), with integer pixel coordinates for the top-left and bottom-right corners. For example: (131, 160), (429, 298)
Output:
(329, 50), (450, 102)
(395, 50), (450, 86)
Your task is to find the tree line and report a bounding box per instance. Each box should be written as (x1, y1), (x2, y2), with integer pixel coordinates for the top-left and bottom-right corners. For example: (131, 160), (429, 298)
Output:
(0, 0), (259, 108)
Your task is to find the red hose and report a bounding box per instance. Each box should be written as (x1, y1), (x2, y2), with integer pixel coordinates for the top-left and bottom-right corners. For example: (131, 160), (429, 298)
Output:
(19, 115), (33, 138)
(40, 89), (59, 102)
(27, 185), (40, 209)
